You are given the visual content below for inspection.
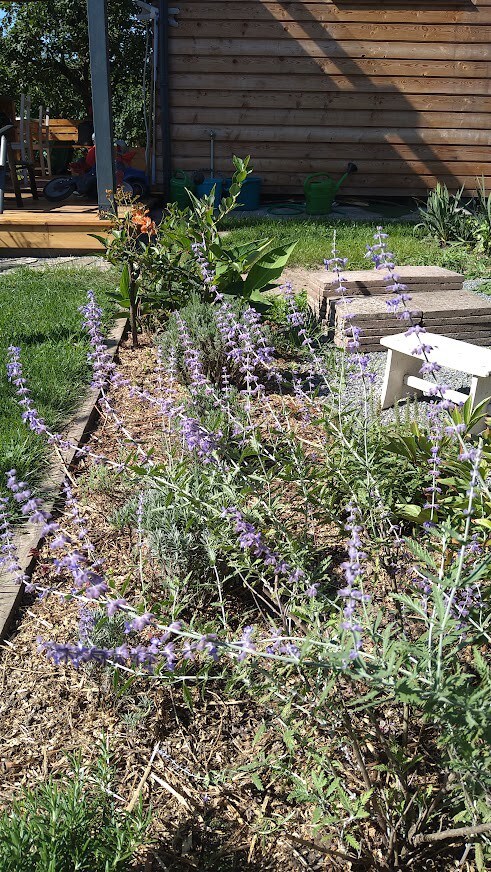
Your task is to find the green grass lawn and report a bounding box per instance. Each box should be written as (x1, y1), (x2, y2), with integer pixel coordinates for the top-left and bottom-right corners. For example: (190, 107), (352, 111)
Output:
(0, 265), (116, 508)
(221, 217), (491, 276)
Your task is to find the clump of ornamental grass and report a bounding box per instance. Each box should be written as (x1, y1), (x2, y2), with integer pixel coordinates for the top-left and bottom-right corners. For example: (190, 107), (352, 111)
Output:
(3, 229), (491, 869)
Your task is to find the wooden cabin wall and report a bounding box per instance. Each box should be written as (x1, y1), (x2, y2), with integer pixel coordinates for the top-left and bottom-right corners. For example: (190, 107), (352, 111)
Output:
(159, 0), (491, 196)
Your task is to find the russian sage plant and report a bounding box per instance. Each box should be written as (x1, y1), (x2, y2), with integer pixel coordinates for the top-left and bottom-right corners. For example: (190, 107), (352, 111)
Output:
(4, 228), (491, 869)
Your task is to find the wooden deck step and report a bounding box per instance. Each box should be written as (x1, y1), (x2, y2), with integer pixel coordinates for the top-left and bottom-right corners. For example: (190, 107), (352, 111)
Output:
(0, 198), (114, 254)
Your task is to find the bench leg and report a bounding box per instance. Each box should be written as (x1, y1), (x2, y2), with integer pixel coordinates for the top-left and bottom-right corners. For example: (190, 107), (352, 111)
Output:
(469, 375), (491, 434)
(26, 164), (38, 200)
(380, 349), (425, 410)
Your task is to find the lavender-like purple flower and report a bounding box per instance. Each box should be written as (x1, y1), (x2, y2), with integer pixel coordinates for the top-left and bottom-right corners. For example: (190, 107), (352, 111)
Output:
(366, 231), (463, 418)
(78, 605), (96, 642)
(7, 347), (49, 439)
(7, 346), (109, 466)
(447, 583), (482, 628)
(175, 312), (213, 394)
(4, 470), (61, 573)
(106, 598), (128, 617)
(214, 301), (272, 402)
(222, 506), (304, 585)
(423, 444), (443, 521)
(265, 626), (300, 659)
(237, 625), (256, 661)
(181, 416), (222, 462)
(327, 245), (362, 353)
(40, 619), (184, 674)
(125, 611), (155, 633)
(79, 290), (118, 390)
(366, 229), (413, 328)
(0, 494), (28, 586)
(339, 503), (370, 661)
(192, 242), (277, 393)
(327, 237), (379, 386)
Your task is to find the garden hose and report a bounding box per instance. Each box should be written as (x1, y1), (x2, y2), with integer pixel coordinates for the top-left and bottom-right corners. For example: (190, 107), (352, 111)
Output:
(267, 202), (306, 216)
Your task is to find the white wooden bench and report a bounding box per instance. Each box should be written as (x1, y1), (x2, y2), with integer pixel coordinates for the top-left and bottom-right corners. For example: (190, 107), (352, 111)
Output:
(380, 332), (491, 432)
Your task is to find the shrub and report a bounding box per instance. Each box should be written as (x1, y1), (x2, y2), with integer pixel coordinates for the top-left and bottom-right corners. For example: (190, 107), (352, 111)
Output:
(417, 177), (491, 265)
(99, 156), (297, 340)
(0, 749), (150, 872)
(473, 177), (491, 254)
(416, 183), (474, 246)
(158, 294), (238, 385)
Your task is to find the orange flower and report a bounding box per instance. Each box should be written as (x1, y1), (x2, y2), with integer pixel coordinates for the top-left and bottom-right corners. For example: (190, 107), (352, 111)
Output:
(140, 216), (157, 236)
(131, 209), (147, 228)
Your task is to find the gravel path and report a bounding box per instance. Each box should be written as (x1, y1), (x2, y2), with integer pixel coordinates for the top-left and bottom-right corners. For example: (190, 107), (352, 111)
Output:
(0, 254), (110, 274)
(328, 348), (472, 426)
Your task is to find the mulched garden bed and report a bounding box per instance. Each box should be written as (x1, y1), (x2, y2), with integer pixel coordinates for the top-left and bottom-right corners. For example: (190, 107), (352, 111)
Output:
(0, 328), (478, 872)
(0, 334), (338, 872)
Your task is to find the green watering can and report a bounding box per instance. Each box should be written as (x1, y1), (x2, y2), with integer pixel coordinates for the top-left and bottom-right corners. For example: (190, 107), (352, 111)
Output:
(169, 170), (194, 208)
(304, 162), (358, 215)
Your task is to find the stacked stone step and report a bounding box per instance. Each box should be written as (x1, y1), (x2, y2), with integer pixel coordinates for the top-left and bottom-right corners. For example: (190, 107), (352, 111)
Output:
(304, 265), (491, 353)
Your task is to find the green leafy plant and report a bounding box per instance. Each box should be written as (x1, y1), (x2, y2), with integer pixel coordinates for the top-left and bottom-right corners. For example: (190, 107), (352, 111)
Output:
(207, 235), (298, 311)
(96, 157), (296, 344)
(0, 747), (150, 872)
(385, 399), (491, 527)
(416, 183), (474, 246)
(473, 177), (491, 254)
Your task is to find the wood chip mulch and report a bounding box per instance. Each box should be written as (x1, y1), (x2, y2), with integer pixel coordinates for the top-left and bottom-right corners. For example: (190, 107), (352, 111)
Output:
(0, 333), (340, 871)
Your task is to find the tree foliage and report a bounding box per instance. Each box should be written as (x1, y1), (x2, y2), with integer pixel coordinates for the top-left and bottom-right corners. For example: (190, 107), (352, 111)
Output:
(0, 0), (148, 143)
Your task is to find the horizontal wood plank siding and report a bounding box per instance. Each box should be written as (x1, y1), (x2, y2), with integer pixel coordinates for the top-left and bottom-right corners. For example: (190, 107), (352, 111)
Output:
(162, 0), (491, 196)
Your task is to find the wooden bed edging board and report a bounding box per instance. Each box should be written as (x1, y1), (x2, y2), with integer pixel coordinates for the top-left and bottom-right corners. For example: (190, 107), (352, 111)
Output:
(0, 317), (128, 643)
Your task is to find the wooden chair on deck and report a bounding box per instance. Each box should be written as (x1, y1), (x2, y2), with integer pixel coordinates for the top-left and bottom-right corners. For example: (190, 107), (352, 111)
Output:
(0, 122), (38, 214)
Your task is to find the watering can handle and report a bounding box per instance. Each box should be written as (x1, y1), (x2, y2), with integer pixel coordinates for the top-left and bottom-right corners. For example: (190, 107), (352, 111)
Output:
(304, 173), (332, 188)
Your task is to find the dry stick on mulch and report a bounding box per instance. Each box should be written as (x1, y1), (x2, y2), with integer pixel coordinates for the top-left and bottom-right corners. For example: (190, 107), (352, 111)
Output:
(126, 742), (160, 812)
(149, 772), (194, 812)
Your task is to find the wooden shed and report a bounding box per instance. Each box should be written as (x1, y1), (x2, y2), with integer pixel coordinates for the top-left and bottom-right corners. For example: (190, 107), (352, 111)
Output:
(157, 0), (491, 198)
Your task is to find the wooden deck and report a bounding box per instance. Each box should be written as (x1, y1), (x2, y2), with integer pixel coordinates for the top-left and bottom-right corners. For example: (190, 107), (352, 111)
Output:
(0, 195), (113, 255)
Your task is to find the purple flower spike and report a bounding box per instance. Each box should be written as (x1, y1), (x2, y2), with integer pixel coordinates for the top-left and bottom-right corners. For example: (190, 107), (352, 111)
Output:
(339, 503), (370, 660)
(237, 625), (256, 661)
(0, 489), (28, 587)
(106, 598), (128, 617)
(79, 290), (118, 391)
(127, 612), (155, 633)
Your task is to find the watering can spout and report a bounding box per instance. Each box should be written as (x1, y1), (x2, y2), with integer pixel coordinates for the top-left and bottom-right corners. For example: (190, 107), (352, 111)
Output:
(335, 161), (358, 191)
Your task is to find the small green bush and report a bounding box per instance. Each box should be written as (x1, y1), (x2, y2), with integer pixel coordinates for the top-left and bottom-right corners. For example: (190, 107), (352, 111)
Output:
(159, 294), (233, 385)
(416, 183), (474, 246)
(0, 750), (150, 872)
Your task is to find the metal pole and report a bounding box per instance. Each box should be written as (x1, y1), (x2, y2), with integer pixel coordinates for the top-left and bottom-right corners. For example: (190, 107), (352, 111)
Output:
(0, 134), (7, 215)
(158, 0), (171, 201)
(86, 0), (116, 214)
